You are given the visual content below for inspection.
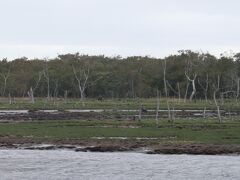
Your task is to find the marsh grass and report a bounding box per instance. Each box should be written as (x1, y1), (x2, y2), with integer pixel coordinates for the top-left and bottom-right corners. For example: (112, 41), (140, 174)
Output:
(0, 97), (239, 111)
(0, 119), (239, 144)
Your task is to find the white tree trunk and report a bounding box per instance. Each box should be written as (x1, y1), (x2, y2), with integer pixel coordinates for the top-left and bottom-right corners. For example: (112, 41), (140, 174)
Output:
(213, 75), (222, 123)
(184, 82), (189, 103)
(185, 72), (197, 101)
(27, 87), (35, 104)
(167, 101), (171, 120)
(138, 105), (142, 121)
(177, 82), (181, 104)
(155, 90), (160, 127)
(72, 65), (89, 102)
(236, 77), (240, 102)
(163, 60), (168, 97)
(43, 61), (50, 101)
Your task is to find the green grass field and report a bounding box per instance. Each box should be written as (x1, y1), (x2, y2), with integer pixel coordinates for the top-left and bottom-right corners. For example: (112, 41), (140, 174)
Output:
(0, 97), (240, 110)
(0, 119), (240, 144)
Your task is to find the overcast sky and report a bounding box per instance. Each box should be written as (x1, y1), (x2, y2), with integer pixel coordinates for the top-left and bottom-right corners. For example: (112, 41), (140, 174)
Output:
(0, 0), (240, 59)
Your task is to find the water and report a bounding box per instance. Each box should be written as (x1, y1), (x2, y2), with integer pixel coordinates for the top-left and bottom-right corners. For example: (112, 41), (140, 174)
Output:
(0, 150), (239, 180)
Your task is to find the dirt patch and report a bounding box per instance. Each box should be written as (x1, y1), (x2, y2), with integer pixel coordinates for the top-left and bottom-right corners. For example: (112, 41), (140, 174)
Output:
(0, 112), (107, 121)
(148, 143), (240, 155)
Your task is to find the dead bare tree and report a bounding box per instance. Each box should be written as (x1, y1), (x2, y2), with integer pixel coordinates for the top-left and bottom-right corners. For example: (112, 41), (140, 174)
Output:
(0, 63), (11, 97)
(27, 71), (43, 104)
(162, 59), (171, 120)
(27, 87), (34, 104)
(43, 61), (50, 101)
(213, 75), (222, 123)
(185, 71), (197, 101)
(72, 65), (90, 101)
(162, 59), (168, 97)
(183, 51), (202, 102)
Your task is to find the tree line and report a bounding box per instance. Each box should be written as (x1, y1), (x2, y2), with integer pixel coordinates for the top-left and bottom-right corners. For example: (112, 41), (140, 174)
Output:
(1, 50), (240, 102)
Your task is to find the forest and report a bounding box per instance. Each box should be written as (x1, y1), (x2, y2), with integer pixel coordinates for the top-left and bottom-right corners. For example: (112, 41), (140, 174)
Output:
(0, 50), (240, 102)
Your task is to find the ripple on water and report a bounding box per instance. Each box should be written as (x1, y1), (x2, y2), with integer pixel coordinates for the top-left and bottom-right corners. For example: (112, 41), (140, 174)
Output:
(0, 150), (239, 180)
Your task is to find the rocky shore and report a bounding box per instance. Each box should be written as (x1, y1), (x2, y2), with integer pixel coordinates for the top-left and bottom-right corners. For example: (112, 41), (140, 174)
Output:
(0, 136), (240, 155)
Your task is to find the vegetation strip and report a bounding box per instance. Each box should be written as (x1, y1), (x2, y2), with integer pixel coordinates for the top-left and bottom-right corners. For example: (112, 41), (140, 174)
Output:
(0, 119), (239, 154)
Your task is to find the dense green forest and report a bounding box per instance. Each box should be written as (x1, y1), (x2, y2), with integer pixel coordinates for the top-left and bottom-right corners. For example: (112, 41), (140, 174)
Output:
(1, 50), (240, 101)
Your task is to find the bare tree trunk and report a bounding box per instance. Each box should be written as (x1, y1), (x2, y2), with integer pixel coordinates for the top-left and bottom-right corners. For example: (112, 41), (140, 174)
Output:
(172, 107), (175, 122)
(167, 101), (171, 120)
(27, 87), (35, 104)
(216, 105), (222, 123)
(205, 74), (209, 102)
(163, 59), (168, 97)
(138, 105), (142, 121)
(213, 90), (222, 123)
(184, 82), (189, 103)
(213, 75), (222, 123)
(185, 72), (197, 101)
(155, 90), (160, 127)
(162, 59), (171, 120)
(8, 93), (12, 105)
(3, 77), (8, 97)
(177, 82), (181, 104)
(64, 90), (68, 103)
(0, 68), (10, 97)
(53, 80), (58, 105)
(203, 107), (206, 119)
(190, 78), (196, 101)
(236, 77), (240, 102)
(28, 71), (42, 104)
(43, 61), (50, 101)
(72, 65), (89, 102)
(80, 91), (85, 100)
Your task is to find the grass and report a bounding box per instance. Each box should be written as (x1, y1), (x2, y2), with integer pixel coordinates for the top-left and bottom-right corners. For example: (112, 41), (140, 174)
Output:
(0, 119), (240, 144)
(0, 97), (240, 110)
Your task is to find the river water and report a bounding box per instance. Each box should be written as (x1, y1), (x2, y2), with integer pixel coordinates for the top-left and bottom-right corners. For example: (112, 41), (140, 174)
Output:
(0, 150), (239, 180)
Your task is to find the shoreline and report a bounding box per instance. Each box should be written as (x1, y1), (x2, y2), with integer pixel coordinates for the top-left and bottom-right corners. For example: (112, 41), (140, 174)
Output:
(1, 109), (240, 120)
(1, 137), (240, 155)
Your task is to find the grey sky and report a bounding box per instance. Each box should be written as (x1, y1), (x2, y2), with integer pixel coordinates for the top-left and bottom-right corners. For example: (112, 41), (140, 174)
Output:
(0, 0), (240, 59)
